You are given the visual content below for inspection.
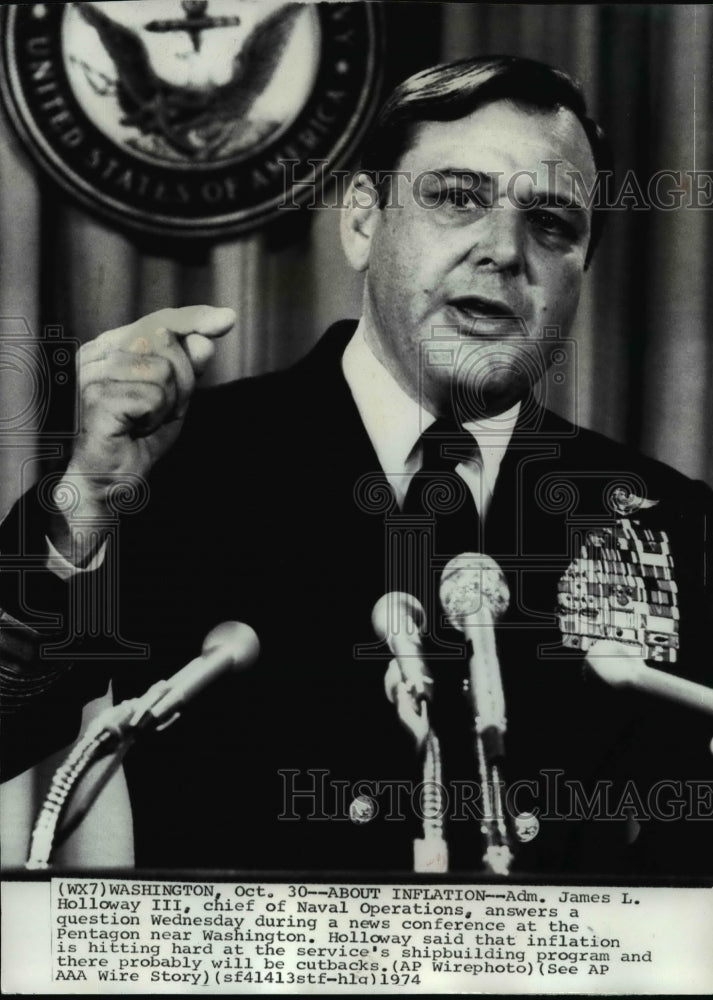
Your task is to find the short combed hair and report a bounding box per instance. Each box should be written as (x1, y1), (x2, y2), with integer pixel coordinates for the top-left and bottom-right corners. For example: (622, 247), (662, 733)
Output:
(359, 55), (613, 266)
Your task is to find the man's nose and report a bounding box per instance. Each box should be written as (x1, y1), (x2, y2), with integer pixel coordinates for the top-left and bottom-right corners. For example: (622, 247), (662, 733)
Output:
(469, 206), (524, 273)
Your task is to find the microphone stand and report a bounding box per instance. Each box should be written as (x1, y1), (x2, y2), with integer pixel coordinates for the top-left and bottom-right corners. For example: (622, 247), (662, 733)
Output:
(382, 670), (449, 873)
(471, 708), (513, 877)
(413, 708), (449, 873)
(25, 679), (181, 869)
(26, 621), (259, 869)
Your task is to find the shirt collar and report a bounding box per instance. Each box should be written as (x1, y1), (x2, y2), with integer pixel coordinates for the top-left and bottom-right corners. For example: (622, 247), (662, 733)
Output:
(342, 319), (520, 488)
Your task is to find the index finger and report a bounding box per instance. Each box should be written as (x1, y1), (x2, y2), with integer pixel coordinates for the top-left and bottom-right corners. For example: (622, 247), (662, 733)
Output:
(146, 305), (236, 338)
(86, 305), (237, 358)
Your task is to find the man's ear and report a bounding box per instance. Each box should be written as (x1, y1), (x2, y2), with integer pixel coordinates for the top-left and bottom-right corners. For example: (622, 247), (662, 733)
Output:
(340, 172), (382, 272)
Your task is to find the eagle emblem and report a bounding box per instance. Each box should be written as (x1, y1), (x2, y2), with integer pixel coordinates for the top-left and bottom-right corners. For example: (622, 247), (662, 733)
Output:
(1, 1), (382, 237)
(68, 1), (305, 163)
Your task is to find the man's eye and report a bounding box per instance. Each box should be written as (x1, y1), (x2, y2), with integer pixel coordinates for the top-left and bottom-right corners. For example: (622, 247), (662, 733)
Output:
(444, 187), (481, 210)
(417, 180), (490, 213)
(529, 209), (575, 238)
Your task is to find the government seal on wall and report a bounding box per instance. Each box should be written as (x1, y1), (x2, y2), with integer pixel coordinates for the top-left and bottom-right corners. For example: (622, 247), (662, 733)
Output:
(0, 1), (383, 237)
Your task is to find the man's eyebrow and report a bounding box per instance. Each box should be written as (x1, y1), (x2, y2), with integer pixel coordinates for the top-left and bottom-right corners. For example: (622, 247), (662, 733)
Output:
(428, 168), (495, 189)
(425, 169), (588, 208)
(421, 168), (592, 217)
(528, 189), (589, 213)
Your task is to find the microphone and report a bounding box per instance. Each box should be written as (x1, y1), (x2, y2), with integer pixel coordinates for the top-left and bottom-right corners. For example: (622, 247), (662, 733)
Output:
(440, 553), (513, 877)
(586, 639), (713, 717)
(440, 553), (510, 757)
(372, 592), (432, 706)
(130, 621), (260, 730)
(372, 592), (447, 873)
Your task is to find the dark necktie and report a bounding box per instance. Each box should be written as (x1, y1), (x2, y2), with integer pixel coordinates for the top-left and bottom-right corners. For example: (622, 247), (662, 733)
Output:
(403, 416), (482, 556)
(392, 417), (482, 621)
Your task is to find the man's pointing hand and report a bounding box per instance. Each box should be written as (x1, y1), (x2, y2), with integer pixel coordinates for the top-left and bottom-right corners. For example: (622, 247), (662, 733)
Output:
(51, 305), (235, 563)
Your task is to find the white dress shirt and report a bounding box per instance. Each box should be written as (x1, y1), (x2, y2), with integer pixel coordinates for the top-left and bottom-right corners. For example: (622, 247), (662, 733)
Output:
(342, 320), (520, 519)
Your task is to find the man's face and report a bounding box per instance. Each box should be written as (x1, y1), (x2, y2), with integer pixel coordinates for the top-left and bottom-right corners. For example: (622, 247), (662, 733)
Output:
(353, 99), (596, 417)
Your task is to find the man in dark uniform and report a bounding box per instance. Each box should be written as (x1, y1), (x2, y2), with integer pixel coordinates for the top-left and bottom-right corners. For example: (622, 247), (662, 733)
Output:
(2, 56), (711, 875)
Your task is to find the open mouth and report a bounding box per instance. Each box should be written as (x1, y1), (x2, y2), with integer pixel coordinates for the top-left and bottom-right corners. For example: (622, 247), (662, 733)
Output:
(446, 297), (526, 334)
(449, 296), (518, 318)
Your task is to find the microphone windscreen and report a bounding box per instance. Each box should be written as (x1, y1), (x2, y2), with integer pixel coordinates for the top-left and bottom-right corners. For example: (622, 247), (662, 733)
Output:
(440, 553), (510, 628)
(585, 638), (643, 687)
(372, 592), (426, 645)
(201, 620), (260, 667)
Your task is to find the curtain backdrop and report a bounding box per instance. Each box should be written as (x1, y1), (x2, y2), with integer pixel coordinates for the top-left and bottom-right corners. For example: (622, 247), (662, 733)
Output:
(1, 3), (711, 865)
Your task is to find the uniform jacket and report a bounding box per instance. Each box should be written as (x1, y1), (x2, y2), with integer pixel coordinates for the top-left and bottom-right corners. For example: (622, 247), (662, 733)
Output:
(2, 321), (712, 876)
